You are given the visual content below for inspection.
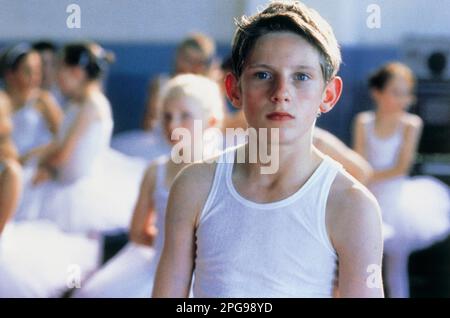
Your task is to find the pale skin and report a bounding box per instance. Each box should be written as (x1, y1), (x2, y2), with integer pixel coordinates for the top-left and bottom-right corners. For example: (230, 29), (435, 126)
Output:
(153, 32), (384, 298)
(32, 63), (110, 185)
(0, 99), (22, 234)
(4, 52), (63, 164)
(0, 158), (22, 234)
(130, 95), (216, 246)
(353, 75), (423, 183)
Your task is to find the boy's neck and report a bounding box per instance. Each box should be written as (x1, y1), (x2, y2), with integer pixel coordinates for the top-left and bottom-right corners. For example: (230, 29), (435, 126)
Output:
(237, 131), (321, 185)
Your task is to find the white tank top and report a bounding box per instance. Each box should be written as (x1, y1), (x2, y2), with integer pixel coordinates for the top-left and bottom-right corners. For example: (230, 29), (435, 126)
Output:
(12, 100), (52, 157)
(364, 113), (404, 171)
(193, 148), (342, 298)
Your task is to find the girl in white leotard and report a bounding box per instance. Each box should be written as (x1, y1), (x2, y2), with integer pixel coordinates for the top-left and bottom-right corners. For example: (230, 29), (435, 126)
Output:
(354, 62), (450, 298)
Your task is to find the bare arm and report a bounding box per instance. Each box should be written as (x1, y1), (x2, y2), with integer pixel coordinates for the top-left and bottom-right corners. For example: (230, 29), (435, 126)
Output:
(314, 127), (373, 184)
(129, 164), (158, 246)
(353, 113), (369, 159)
(143, 78), (162, 131)
(152, 163), (215, 297)
(327, 178), (384, 298)
(370, 117), (423, 182)
(0, 161), (22, 234)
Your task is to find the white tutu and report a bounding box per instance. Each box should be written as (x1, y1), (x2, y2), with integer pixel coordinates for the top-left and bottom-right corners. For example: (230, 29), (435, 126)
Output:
(370, 176), (450, 254)
(73, 242), (157, 298)
(15, 95), (148, 234)
(27, 149), (147, 234)
(0, 220), (101, 298)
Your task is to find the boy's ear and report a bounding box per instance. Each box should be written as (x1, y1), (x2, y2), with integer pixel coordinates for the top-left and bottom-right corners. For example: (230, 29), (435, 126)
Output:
(225, 72), (243, 109)
(320, 76), (343, 113)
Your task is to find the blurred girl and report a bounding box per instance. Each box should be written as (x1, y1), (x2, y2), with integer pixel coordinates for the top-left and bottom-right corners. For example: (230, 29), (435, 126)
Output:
(353, 62), (450, 298)
(0, 43), (62, 165)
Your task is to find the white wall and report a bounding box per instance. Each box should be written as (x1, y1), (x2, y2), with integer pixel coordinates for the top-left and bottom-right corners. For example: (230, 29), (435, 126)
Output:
(0, 0), (242, 43)
(245, 0), (450, 45)
(1, 0), (449, 45)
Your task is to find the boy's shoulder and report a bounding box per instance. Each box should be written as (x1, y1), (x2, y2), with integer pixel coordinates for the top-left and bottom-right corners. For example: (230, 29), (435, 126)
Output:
(179, 152), (222, 180)
(326, 168), (381, 238)
(169, 152), (224, 225)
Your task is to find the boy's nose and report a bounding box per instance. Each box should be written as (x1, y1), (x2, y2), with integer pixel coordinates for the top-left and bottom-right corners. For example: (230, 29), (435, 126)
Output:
(270, 77), (291, 103)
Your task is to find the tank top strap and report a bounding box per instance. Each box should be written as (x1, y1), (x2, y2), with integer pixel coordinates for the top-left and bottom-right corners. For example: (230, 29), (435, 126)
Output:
(363, 112), (376, 134)
(198, 149), (233, 223)
(306, 155), (342, 188)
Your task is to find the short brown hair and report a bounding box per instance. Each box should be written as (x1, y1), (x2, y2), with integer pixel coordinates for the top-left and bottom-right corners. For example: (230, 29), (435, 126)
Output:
(231, 1), (341, 82)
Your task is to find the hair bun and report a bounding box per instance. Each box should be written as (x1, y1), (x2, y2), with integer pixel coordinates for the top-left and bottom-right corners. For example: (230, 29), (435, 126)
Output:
(101, 50), (115, 64)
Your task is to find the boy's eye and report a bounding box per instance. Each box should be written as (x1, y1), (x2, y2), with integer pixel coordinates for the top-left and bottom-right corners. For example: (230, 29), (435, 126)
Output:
(294, 73), (310, 81)
(254, 71), (272, 80)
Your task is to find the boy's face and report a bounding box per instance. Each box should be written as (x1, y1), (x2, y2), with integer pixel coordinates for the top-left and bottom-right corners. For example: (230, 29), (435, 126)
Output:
(227, 31), (341, 145)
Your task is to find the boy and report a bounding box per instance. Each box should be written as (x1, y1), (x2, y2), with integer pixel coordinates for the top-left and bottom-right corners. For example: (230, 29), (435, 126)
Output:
(153, 1), (383, 298)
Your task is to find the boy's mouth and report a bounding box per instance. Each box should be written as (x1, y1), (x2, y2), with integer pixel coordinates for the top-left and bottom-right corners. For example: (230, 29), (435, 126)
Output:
(266, 111), (295, 121)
